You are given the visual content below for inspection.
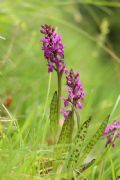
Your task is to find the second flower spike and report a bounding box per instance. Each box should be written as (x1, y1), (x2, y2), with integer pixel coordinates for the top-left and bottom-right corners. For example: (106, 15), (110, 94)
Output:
(62, 69), (85, 119)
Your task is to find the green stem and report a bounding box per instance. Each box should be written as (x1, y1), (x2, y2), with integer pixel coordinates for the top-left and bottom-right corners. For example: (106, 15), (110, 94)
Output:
(73, 103), (80, 129)
(75, 108), (80, 129)
(57, 72), (62, 125)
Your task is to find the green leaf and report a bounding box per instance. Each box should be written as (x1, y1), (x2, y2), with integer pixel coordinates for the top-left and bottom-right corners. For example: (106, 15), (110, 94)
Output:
(75, 158), (96, 176)
(52, 111), (74, 173)
(68, 116), (92, 169)
(50, 91), (58, 136)
(55, 111), (74, 160)
(58, 111), (74, 144)
(79, 115), (109, 164)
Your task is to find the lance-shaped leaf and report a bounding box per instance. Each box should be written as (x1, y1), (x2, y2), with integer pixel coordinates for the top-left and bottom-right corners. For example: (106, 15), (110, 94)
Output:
(50, 91), (58, 135)
(54, 111), (74, 161)
(58, 111), (74, 144)
(68, 116), (92, 169)
(79, 115), (109, 164)
(74, 158), (96, 177)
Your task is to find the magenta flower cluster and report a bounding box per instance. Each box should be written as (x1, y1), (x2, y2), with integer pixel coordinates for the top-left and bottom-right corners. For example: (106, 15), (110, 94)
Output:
(41, 24), (67, 74)
(103, 120), (120, 147)
(62, 69), (85, 118)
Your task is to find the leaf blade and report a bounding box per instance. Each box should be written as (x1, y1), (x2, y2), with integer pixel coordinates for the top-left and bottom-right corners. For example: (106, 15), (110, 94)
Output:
(50, 91), (58, 136)
(79, 115), (109, 164)
(68, 116), (92, 169)
(54, 111), (74, 161)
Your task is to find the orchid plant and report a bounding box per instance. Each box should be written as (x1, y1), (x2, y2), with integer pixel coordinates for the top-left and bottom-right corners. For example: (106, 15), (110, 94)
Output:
(32, 24), (119, 179)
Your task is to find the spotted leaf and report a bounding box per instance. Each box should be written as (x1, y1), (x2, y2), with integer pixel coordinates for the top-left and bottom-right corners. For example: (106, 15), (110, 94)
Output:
(68, 116), (92, 169)
(79, 115), (109, 164)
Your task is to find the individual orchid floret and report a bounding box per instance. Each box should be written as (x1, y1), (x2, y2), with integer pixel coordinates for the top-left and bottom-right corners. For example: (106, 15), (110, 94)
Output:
(40, 24), (67, 74)
(62, 69), (85, 119)
(103, 120), (120, 147)
(61, 109), (71, 119)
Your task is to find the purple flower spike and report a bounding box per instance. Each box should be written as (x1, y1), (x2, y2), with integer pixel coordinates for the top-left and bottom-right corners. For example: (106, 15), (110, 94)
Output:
(61, 69), (85, 119)
(65, 69), (85, 109)
(103, 120), (120, 147)
(40, 24), (67, 74)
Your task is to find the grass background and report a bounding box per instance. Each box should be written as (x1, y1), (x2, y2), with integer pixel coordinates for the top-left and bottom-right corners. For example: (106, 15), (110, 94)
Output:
(0, 0), (120, 179)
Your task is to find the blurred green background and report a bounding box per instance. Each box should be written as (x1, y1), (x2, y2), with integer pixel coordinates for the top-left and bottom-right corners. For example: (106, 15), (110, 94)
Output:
(0, 0), (120, 118)
(0, 0), (120, 179)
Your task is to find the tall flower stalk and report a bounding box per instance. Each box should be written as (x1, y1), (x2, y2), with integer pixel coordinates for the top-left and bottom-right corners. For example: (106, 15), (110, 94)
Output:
(57, 71), (62, 122)
(40, 24), (67, 125)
